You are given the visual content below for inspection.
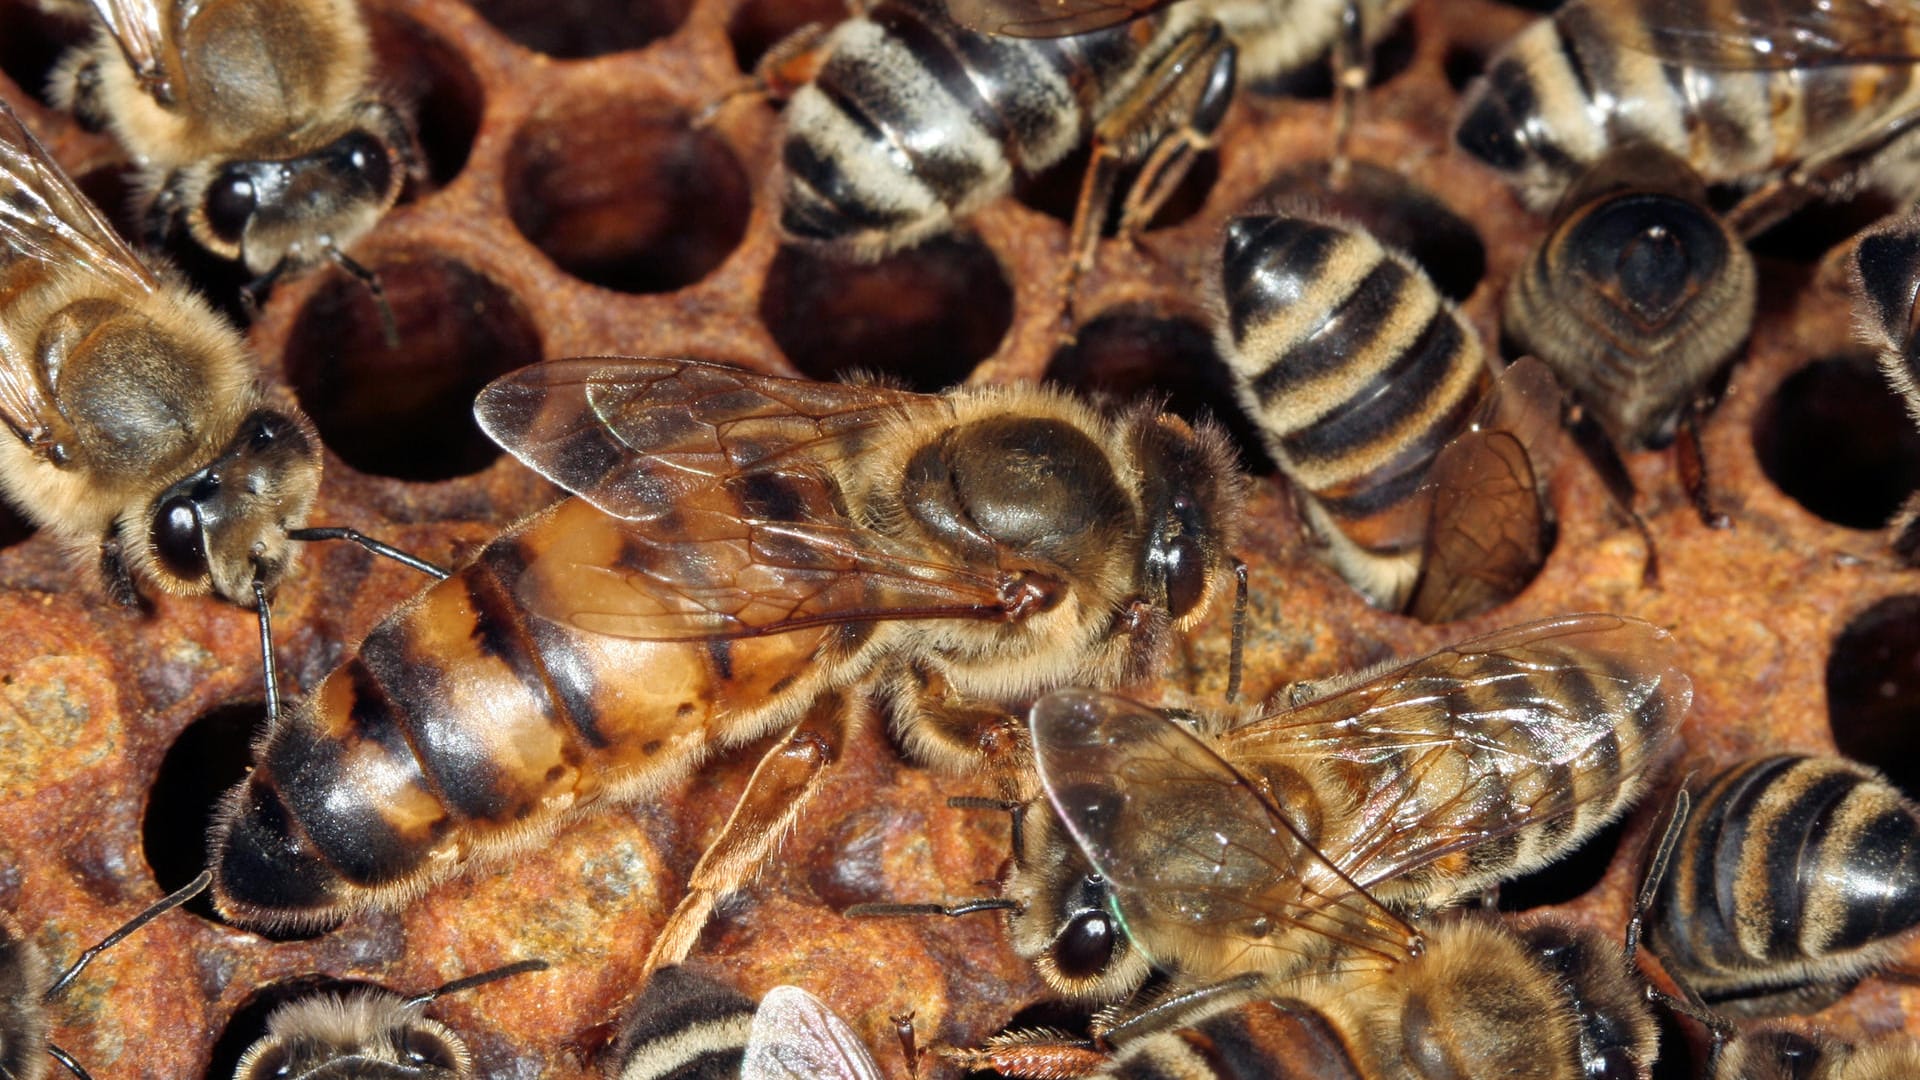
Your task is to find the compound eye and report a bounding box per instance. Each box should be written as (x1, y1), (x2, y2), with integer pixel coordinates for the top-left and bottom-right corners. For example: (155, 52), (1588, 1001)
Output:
(152, 495), (208, 581)
(334, 131), (393, 197)
(400, 1027), (461, 1070)
(205, 168), (257, 245)
(1053, 909), (1115, 981)
(1159, 532), (1206, 620)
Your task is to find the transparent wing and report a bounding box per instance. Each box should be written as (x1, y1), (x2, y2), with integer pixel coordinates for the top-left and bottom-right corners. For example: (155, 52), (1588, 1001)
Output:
(1223, 613), (1690, 899)
(1577, 0), (1920, 71)
(742, 986), (885, 1080)
(1405, 357), (1561, 624)
(1031, 689), (1422, 983)
(0, 100), (157, 444)
(81, 0), (178, 102)
(946, 0), (1169, 37)
(483, 358), (1025, 641)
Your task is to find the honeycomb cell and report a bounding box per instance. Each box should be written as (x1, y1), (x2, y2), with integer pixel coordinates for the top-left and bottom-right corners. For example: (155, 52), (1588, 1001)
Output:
(285, 255), (540, 481)
(728, 0), (847, 74)
(1249, 160), (1487, 302)
(1494, 818), (1626, 911)
(466, 0), (692, 59)
(761, 237), (1012, 391)
(1015, 144), (1220, 236)
(506, 100), (749, 295)
(1043, 310), (1274, 475)
(369, 12), (484, 190)
(1754, 355), (1920, 529)
(1827, 595), (1920, 801)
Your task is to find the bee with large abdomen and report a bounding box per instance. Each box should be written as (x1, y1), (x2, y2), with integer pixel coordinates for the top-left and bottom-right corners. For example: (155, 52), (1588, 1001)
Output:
(1454, 0), (1920, 234)
(608, 968), (886, 1080)
(34, 0), (413, 294)
(1848, 210), (1920, 561)
(1645, 755), (1920, 1017)
(209, 357), (1246, 978)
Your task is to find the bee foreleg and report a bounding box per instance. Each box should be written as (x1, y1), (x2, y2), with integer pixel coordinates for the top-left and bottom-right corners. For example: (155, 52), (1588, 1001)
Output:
(1566, 406), (1660, 587)
(937, 1032), (1109, 1079)
(1675, 406), (1729, 530)
(1091, 970), (1269, 1047)
(641, 690), (851, 973)
(880, 661), (1030, 797)
(1060, 23), (1235, 342)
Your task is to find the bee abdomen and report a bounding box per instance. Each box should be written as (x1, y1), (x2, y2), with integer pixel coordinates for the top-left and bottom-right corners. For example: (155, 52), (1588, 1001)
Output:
(1102, 1001), (1364, 1080)
(1653, 755), (1920, 1000)
(780, 0), (1099, 251)
(1220, 213), (1485, 557)
(611, 967), (757, 1080)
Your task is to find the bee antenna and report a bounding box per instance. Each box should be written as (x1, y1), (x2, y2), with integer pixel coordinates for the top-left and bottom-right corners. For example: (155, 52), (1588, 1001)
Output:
(253, 579), (282, 726)
(947, 795), (1022, 815)
(1625, 786), (1691, 964)
(45, 1042), (93, 1080)
(238, 259), (289, 321)
(287, 527), (450, 580)
(404, 958), (550, 1009)
(1226, 557), (1248, 704)
(43, 870), (211, 1004)
(843, 898), (1020, 919)
(325, 246), (401, 350)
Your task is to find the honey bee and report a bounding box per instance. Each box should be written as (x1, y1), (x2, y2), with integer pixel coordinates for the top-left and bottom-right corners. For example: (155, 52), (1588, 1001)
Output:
(208, 357), (1247, 976)
(780, 0), (1413, 326)
(35, 0), (412, 294)
(1848, 209), (1920, 562)
(962, 614), (1688, 1009)
(957, 912), (1658, 1080)
(1644, 755), (1920, 1017)
(0, 99), (327, 608)
(1454, 0), (1920, 234)
(231, 959), (546, 1080)
(609, 968), (885, 1080)
(1, 870), (207, 1080)
(1701, 1027), (1920, 1080)
(1217, 209), (1557, 617)
(1503, 145), (1757, 531)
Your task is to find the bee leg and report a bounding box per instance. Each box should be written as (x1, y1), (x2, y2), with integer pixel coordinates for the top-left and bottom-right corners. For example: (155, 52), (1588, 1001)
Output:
(1059, 23), (1235, 343)
(97, 536), (144, 609)
(937, 1034), (1110, 1079)
(1674, 408), (1729, 530)
(641, 691), (850, 972)
(1327, 0), (1368, 189)
(891, 1009), (921, 1080)
(881, 661), (1030, 796)
(1094, 971), (1270, 1045)
(1566, 406), (1659, 587)
(141, 182), (189, 252)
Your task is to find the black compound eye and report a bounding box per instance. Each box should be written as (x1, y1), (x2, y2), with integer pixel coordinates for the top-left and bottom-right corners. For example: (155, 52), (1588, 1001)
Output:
(152, 495), (208, 581)
(1054, 909), (1115, 981)
(334, 131), (393, 197)
(400, 1028), (460, 1070)
(1160, 532), (1206, 620)
(249, 416), (278, 450)
(205, 168), (257, 244)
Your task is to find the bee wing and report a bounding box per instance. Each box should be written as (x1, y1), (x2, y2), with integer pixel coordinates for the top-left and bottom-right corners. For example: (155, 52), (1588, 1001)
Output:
(1224, 613), (1690, 898)
(742, 986), (885, 1080)
(482, 357), (1022, 640)
(1404, 357), (1560, 624)
(79, 0), (177, 103)
(0, 101), (159, 443)
(946, 0), (1169, 37)
(1583, 0), (1920, 71)
(1031, 689), (1423, 982)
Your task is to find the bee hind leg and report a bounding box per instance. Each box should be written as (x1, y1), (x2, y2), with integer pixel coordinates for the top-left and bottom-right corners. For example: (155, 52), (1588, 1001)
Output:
(641, 690), (851, 972)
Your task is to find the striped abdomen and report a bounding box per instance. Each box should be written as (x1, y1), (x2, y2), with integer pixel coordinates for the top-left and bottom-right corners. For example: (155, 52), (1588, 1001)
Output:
(1650, 755), (1920, 1004)
(611, 967), (756, 1080)
(1218, 212), (1487, 609)
(1225, 614), (1686, 911)
(1455, 0), (1920, 211)
(779, 0), (1159, 255)
(1101, 1000), (1365, 1080)
(210, 497), (852, 930)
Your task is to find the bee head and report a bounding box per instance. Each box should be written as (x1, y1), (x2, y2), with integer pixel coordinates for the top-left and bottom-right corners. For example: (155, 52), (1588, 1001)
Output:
(1003, 803), (1151, 1003)
(235, 993), (470, 1080)
(185, 100), (412, 276)
(141, 408), (322, 605)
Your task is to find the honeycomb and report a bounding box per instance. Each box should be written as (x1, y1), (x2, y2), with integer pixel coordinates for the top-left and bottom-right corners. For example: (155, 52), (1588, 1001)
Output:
(1, 0), (1918, 1076)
